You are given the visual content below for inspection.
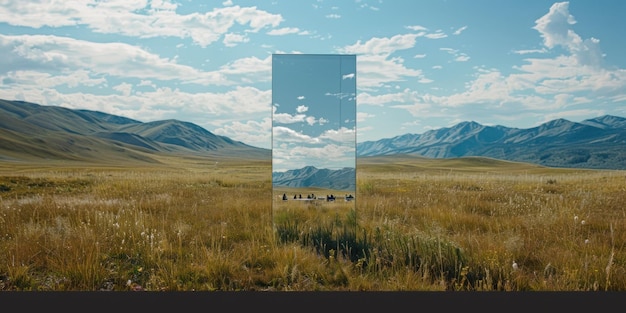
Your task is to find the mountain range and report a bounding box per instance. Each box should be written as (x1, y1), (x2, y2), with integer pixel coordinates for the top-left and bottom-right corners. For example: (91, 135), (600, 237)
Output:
(357, 115), (626, 170)
(2, 98), (625, 171)
(272, 166), (356, 191)
(0, 99), (269, 164)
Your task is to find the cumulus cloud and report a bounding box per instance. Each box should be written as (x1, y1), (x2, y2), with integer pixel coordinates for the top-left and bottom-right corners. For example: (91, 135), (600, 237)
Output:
(0, 1), (283, 47)
(223, 33), (250, 47)
(272, 110), (306, 124)
(340, 33), (420, 55)
(533, 1), (603, 67)
(213, 117), (270, 149)
(0, 34), (231, 84)
(272, 126), (318, 144)
(296, 105), (308, 113)
(338, 34), (427, 88)
(113, 82), (133, 97)
(319, 127), (356, 143)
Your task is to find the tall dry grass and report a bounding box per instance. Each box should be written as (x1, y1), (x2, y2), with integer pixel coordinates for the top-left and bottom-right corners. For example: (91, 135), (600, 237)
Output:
(1, 158), (625, 291)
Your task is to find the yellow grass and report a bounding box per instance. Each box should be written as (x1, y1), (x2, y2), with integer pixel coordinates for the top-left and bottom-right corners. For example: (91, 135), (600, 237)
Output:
(1, 155), (625, 291)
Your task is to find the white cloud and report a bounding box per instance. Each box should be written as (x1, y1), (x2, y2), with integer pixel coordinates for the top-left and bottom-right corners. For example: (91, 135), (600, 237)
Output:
(340, 33), (419, 55)
(353, 53), (424, 89)
(455, 54), (470, 62)
(326, 14), (341, 19)
(513, 48), (547, 55)
(424, 31), (447, 39)
(440, 47), (470, 62)
(358, 88), (429, 107)
(405, 25), (428, 31)
(533, 2), (577, 50)
(357, 112), (375, 122)
(213, 117), (271, 149)
(223, 33), (249, 47)
(272, 110), (306, 124)
(319, 127), (356, 143)
(453, 26), (468, 35)
(113, 82), (133, 97)
(0, 34), (232, 85)
(338, 34), (428, 88)
(138, 80), (156, 88)
(0, 2), (283, 48)
(533, 1), (603, 67)
(2, 69), (106, 89)
(305, 116), (317, 126)
(267, 27), (301, 35)
(272, 126), (318, 144)
(296, 105), (308, 113)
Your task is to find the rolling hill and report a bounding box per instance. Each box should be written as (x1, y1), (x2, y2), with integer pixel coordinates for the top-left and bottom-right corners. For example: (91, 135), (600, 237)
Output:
(0, 99), (270, 164)
(3, 98), (625, 170)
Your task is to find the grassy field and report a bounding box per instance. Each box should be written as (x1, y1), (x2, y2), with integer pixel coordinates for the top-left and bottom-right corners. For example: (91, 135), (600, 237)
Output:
(1, 154), (625, 291)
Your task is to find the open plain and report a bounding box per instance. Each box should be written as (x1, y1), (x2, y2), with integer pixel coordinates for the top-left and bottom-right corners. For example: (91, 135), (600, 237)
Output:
(1, 154), (625, 291)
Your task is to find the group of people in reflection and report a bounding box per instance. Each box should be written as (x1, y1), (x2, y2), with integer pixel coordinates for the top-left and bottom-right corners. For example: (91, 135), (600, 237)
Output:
(281, 193), (354, 202)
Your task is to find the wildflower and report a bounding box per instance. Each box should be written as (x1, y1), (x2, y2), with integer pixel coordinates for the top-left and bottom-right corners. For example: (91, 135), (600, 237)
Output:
(574, 215), (579, 222)
(585, 239), (590, 244)
(581, 220), (586, 225)
(512, 261), (519, 271)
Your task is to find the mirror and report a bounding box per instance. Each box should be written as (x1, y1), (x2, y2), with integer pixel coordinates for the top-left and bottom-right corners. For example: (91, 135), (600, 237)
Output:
(272, 54), (357, 255)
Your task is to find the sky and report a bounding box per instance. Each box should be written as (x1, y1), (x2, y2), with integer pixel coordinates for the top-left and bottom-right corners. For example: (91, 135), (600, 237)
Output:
(1, 0), (625, 151)
(272, 54), (356, 171)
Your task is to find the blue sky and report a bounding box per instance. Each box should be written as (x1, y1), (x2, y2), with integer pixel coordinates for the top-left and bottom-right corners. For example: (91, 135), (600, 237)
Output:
(272, 54), (356, 172)
(1, 0), (625, 150)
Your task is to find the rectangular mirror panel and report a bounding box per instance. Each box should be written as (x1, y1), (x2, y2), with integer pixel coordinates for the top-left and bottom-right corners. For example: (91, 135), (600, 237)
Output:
(272, 54), (357, 254)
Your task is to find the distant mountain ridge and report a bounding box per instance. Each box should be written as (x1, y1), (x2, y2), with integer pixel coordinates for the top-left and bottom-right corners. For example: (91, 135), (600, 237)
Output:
(4, 98), (625, 170)
(357, 115), (626, 170)
(0, 99), (270, 164)
(272, 166), (356, 191)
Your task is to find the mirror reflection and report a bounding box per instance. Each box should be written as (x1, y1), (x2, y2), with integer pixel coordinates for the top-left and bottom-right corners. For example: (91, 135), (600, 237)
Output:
(272, 54), (357, 252)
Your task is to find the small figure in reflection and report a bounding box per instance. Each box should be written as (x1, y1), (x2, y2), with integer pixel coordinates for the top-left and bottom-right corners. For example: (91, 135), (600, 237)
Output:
(299, 194), (302, 199)
(326, 194), (335, 202)
(345, 194), (354, 201)
(282, 193), (288, 201)
(293, 194), (297, 199)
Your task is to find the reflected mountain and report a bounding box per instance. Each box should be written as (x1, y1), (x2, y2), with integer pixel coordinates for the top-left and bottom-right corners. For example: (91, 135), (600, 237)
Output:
(272, 166), (356, 191)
